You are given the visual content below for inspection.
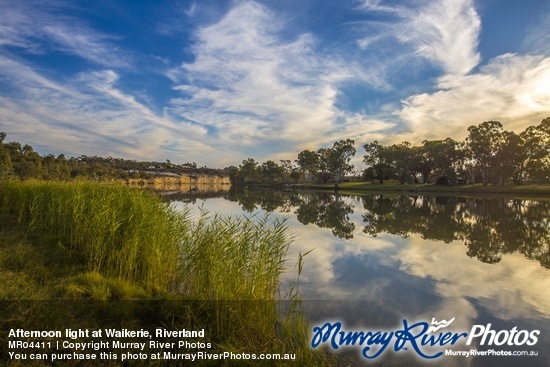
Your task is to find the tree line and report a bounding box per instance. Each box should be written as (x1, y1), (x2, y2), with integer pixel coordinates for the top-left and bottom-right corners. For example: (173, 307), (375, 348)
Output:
(229, 118), (548, 187)
(0, 132), (224, 181)
(1, 117), (547, 185)
(227, 138), (356, 188)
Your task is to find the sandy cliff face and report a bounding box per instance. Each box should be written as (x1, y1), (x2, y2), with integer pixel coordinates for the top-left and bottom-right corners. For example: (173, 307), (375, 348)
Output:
(126, 174), (231, 190)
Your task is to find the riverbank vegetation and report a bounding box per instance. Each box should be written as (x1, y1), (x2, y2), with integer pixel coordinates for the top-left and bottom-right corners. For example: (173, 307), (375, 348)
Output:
(0, 181), (329, 366)
(0, 132), (226, 182)
(228, 118), (549, 188)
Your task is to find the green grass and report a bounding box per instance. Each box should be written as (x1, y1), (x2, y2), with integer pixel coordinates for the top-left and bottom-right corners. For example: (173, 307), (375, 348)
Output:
(0, 180), (332, 366)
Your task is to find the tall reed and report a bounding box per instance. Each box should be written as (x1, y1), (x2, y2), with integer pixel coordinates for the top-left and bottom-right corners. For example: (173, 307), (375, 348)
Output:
(0, 180), (333, 365)
(0, 181), (292, 299)
(0, 181), (184, 290)
(180, 211), (290, 300)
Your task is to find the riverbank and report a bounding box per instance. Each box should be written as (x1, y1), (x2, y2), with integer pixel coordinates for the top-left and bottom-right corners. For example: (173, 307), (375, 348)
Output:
(0, 180), (329, 366)
(301, 182), (550, 199)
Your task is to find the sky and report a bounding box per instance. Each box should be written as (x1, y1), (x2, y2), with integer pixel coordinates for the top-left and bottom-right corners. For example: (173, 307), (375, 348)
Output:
(0, 0), (549, 168)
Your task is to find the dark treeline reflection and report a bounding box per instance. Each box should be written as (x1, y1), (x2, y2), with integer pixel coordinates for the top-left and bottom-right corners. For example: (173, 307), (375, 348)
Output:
(168, 188), (549, 269)
(361, 195), (549, 268)
(224, 188), (356, 239)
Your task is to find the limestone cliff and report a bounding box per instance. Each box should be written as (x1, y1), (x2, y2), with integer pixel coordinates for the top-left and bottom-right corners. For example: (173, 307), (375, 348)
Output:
(126, 174), (231, 190)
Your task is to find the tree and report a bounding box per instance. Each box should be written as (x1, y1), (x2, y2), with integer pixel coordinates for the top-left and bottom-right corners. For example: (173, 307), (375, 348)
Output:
(385, 142), (414, 184)
(0, 132), (14, 179)
(260, 160), (286, 184)
(465, 121), (505, 186)
(519, 118), (550, 182)
(234, 158), (259, 185)
(363, 141), (392, 184)
(422, 138), (460, 185)
(325, 139), (356, 189)
(295, 150), (319, 183)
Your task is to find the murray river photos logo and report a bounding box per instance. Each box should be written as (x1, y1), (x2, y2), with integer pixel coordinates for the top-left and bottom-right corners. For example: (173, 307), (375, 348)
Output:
(310, 318), (540, 360)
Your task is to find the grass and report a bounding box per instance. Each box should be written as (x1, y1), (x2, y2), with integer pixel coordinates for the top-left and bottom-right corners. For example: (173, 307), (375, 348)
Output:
(0, 180), (332, 366)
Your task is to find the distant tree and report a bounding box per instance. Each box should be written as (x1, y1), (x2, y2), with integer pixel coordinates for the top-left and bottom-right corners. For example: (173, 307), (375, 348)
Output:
(260, 160), (286, 184)
(465, 121), (505, 186)
(519, 118), (550, 182)
(326, 139), (356, 189)
(385, 142), (414, 184)
(422, 138), (460, 185)
(279, 159), (299, 183)
(0, 132), (14, 179)
(235, 158), (259, 185)
(316, 148), (332, 183)
(363, 141), (392, 184)
(296, 149), (319, 183)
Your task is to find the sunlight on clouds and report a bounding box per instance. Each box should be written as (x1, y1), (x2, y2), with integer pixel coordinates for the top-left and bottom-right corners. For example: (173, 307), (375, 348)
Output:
(169, 1), (382, 158)
(0, 56), (216, 163)
(399, 54), (550, 141)
(404, 0), (481, 76)
(397, 235), (550, 320)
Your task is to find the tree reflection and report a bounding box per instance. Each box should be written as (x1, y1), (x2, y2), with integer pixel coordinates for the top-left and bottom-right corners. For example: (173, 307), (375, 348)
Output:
(361, 195), (549, 268)
(225, 189), (356, 239)
(294, 193), (355, 239)
(165, 188), (549, 268)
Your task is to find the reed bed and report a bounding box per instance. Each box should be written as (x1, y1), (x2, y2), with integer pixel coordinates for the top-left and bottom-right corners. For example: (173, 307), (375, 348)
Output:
(0, 181), (183, 290)
(0, 180), (295, 300)
(180, 212), (290, 300)
(0, 180), (334, 366)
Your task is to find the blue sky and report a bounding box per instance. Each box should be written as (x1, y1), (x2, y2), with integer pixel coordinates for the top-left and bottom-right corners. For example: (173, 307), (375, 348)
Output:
(0, 0), (549, 167)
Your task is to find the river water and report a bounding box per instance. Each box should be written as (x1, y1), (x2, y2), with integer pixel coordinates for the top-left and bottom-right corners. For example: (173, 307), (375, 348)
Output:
(167, 188), (550, 367)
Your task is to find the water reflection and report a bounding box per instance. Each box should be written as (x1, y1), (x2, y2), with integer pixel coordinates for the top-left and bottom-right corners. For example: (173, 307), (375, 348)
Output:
(180, 188), (549, 268)
(360, 195), (549, 268)
(168, 188), (550, 367)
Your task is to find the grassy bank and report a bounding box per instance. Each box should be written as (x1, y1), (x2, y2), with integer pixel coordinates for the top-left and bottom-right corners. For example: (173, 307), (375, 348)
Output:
(0, 180), (329, 366)
(307, 181), (550, 198)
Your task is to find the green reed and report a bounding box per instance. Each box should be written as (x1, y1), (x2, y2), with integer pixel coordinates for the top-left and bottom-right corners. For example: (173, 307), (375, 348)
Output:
(0, 180), (333, 365)
(0, 180), (183, 290)
(0, 180), (295, 300)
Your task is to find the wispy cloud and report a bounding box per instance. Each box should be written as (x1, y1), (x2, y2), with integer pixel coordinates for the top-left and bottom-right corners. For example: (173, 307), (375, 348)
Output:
(168, 1), (391, 161)
(523, 11), (550, 55)
(359, 0), (481, 76)
(398, 54), (550, 141)
(0, 0), (131, 68)
(0, 55), (216, 163)
(355, 1), (549, 146)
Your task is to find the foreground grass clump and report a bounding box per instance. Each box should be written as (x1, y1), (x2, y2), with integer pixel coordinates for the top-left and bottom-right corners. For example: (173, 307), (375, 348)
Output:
(0, 180), (184, 290)
(181, 212), (290, 300)
(0, 180), (297, 300)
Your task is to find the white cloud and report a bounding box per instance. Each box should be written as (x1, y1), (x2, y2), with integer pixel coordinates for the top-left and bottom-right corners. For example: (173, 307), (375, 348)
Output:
(42, 24), (130, 68)
(398, 54), (550, 142)
(398, 235), (550, 320)
(359, 0), (481, 76)
(0, 1), (130, 68)
(168, 1), (389, 161)
(523, 12), (550, 55)
(0, 56), (218, 164)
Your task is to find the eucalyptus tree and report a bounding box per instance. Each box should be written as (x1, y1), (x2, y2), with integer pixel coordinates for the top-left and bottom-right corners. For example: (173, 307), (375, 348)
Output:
(421, 138), (461, 184)
(363, 141), (392, 183)
(296, 149), (320, 183)
(465, 121), (505, 186)
(519, 118), (550, 182)
(325, 139), (356, 189)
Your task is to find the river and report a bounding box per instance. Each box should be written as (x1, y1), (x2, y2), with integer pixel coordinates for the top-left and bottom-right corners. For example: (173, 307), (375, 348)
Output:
(166, 188), (550, 367)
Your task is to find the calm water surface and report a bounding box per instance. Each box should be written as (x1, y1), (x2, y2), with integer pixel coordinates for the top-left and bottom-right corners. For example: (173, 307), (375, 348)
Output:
(167, 188), (549, 367)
